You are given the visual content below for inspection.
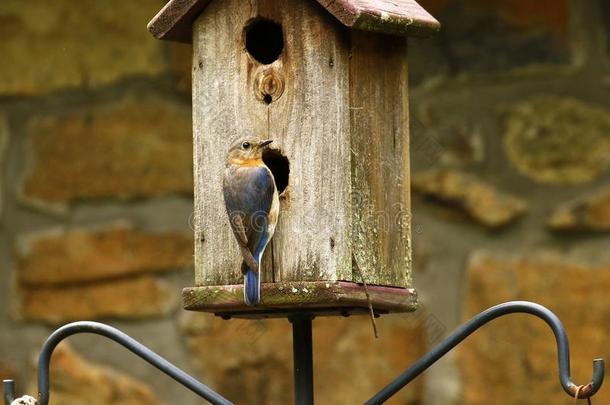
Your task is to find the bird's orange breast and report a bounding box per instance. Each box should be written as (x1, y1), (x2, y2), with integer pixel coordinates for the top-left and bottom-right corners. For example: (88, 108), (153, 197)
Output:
(230, 157), (264, 167)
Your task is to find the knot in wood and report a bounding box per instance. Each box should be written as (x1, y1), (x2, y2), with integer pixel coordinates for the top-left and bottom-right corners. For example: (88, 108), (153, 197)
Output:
(255, 69), (284, 104)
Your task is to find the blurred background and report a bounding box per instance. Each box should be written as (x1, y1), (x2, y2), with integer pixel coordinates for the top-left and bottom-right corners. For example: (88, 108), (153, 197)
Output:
(1, 0), (609, 404)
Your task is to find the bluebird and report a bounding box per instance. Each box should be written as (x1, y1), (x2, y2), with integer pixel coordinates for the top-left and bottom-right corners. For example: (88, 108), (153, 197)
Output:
(223, 138), (279, 306)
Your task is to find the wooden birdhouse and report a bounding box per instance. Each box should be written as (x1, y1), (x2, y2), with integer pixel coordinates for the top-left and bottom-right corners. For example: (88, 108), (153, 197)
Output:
(148, 0), (439, 318)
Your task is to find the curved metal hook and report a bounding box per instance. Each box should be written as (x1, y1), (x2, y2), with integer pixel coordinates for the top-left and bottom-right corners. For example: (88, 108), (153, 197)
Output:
(3, 301), (604, 405)
(35, 321), (233, 405)
(365, 301), (604, 404)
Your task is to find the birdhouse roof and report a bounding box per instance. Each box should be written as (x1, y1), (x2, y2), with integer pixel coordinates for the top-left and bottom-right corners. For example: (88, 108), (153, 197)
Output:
(148, 0), (440, 43)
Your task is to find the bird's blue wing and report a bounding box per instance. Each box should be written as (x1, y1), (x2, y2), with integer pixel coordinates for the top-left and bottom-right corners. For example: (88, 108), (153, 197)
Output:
(223, 166), (275, 254)
(223, 166), (275, 306)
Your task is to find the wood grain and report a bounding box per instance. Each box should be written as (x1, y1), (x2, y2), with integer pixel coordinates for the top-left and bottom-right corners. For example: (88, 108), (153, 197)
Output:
(265, 1), (352, 283)
(148, 0), (440, 43)
(183, 281), (418, 316)
(191, 0), (415, 305)
(192, 0), (269, 286)
(349, 30), (412, 287)
(193, 0), (352, 286)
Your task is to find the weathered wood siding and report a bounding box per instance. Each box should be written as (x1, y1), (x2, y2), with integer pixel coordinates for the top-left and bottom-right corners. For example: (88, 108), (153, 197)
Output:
(192, 0), (266, 286)
(349, 31), (411, 287)
(193, 0), (411, 289)
(265, 2), (352, 283)
(192, 0), (352, 286)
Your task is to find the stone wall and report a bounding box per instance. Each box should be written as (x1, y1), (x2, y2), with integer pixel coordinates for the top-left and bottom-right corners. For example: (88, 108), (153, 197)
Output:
(0, 1), (609, 404)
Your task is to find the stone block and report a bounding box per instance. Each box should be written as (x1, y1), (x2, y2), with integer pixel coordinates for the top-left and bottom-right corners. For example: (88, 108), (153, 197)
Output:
(17, 275), (177, 324)
(16, 224), (192, 286)
(0, 0), (166, 95)
(549, 186), (610, 231)
(460, 251), (610, 404)
(412, 169), (527, 228)
(504, 96), (610, 184)
(21, 98), (192, 211)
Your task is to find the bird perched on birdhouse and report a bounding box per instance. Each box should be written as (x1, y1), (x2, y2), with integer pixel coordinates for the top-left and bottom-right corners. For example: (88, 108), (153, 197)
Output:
(148, 0), (440, 318)
(223, 138), (279, 306)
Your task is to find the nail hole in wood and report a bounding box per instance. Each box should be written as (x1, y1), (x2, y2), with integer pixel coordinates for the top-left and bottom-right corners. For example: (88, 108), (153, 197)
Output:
(263, 94), (273, 104)
(244, 18), (284, 64)
(262, 148), (289, 194)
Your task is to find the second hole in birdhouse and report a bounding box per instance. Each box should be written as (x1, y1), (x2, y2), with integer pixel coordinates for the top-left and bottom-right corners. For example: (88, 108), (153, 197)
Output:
(263, 148), (289, 194)
(245, 18), (284, 64)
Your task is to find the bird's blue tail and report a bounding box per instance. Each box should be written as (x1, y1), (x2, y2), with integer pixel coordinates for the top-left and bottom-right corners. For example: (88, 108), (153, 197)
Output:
(244, 267), (260, 306)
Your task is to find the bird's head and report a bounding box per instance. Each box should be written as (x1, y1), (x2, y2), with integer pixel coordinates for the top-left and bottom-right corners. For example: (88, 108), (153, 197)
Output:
(226, 138), (273, 166)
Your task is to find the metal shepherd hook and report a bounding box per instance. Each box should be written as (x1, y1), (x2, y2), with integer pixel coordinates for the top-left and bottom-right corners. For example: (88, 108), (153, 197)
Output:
(2, 301), (606, 404)
(364, 301), (604, 404)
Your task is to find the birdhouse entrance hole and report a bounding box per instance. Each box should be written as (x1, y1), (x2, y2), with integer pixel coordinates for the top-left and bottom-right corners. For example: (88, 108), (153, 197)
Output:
(262, 148), (289, 194)
(244, 18), (284, 64)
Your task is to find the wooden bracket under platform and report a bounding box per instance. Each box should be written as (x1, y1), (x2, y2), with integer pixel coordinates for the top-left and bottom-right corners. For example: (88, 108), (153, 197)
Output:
(182, 281), (418, 319)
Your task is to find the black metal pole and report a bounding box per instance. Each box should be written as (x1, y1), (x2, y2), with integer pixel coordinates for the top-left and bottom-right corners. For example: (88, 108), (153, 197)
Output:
(3, 379), (15, 405)
(289, 315), (314, 405)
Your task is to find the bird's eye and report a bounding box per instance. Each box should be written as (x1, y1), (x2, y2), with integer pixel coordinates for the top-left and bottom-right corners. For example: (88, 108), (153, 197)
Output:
(242, 142), (251, 149)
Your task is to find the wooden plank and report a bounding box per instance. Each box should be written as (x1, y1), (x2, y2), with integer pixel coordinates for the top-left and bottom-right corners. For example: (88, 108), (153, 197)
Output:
(193, 0), (352, 286)
(264, 1), (352, 283)
(148, 0), (440, 43)
(349, 30), (412, 288)
(183, 281), (418, 315)
(192, 0), (269, 286)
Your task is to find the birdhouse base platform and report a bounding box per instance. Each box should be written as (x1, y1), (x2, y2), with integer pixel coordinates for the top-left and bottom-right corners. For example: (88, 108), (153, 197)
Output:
(182, 281), (417, 319)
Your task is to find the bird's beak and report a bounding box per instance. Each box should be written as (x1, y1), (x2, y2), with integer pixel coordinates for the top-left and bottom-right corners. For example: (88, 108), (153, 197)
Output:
(259, 139), (273, 148)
